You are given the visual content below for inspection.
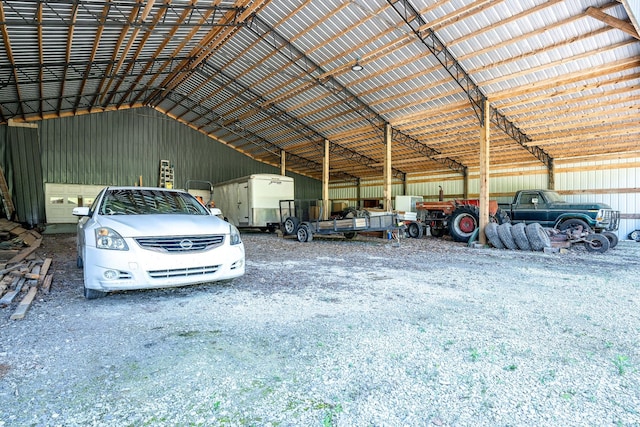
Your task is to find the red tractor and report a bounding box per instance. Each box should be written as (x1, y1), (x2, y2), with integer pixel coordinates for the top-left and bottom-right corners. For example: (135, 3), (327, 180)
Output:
(412, 199), (509, 242)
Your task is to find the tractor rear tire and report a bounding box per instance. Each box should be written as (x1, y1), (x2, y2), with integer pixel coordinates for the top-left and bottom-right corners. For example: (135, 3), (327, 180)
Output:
(449, 206), (480, 243)
(484, 222), (504, 249)
(525, 223), (551, 251)
(497, 223), (518, 250)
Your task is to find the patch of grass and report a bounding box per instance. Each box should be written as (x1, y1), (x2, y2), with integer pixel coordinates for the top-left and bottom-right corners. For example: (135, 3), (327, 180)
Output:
(539, 369), (556, 384)
(443, 339), (455, 351)
(503, 364), (517, 371)
(613, 354), (631, 376)
(469, 348), (480, 362)
(560, 389), (576, 400)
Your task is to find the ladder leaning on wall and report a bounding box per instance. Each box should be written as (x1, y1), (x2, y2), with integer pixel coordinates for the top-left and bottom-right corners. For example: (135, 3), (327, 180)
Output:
(158, 160), (174, 189)
(0, 166), (15, 220)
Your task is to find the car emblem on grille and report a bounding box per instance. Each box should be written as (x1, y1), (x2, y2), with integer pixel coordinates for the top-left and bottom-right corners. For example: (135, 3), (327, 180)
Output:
(179, 239), (194, 250)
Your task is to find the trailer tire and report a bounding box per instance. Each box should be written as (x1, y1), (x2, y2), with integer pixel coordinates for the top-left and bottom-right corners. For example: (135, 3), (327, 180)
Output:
(584, 233), (609, 253)
(296, 224), (312, 242)
(407, 222), (423, 238)
(343, 231), (357, 239)
(449, 206), (479, 242)
(602, 231), (618, 249)
(497, 223), (518, 250)
(511, 222), (532, 250)
(484, 222), (504, 249)
(525, 223), (551, 251)
(283, 217), (299, 235)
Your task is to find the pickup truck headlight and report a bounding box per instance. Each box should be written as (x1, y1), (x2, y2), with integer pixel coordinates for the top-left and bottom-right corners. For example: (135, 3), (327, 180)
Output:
(229, 224), (242, 245)
(95, 227), (129, 250)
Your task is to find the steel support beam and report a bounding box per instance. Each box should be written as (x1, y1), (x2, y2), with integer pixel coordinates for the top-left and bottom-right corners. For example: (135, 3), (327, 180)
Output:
(387, 0), (553, 169)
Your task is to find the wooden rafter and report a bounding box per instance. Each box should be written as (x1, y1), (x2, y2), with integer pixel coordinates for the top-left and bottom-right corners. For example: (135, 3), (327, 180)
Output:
(586, 6), (640, 40)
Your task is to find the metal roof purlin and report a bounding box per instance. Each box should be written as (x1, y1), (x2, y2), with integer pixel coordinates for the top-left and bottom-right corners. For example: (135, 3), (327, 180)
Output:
(244, 13), (467, 174)
(387, 0), (554, 169)
(192, 60), (406, 180)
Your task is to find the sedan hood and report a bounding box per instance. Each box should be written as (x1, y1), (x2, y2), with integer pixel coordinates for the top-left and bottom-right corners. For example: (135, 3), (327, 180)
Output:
(95, 214), (230, 237)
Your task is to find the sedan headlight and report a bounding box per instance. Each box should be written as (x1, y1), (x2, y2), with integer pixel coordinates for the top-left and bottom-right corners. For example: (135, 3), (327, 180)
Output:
(229, 224), (242, 245)
(95, 227), (129, 250)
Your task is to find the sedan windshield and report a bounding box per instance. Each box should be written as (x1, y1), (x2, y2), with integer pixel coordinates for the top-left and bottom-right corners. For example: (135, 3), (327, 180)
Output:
(100, 189), (209, 215)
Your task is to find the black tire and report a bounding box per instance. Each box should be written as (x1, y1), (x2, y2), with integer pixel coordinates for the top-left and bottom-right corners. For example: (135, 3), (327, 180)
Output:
(484, 222), (504, 249)
(511, 222), (532, 251)
(497, 223), (518, 250)
(491, 208), (510, 225)
(77, 255), (83, 268)
(449, 206), (479, 243)
(296, 224), (312, 242)
(629, 230), (640, 241)
(602, 231), (618, 249)
(430, 226), (446, 238)
(343, 231), (357, 239)
(407, 222), (423, 238)
(584, 234), (610, 253)
(558, 218), (591, 233)
(84, 286), (106, 300)
(283, 217), (299, 235)
(525, 223), (551, 251)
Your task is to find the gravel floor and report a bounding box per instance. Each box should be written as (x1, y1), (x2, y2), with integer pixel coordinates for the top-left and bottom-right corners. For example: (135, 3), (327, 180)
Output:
(0, 231), (639, 427)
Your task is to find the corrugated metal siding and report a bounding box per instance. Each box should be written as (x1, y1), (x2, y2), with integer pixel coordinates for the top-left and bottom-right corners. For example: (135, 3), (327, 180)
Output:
(39, 107), (321, 199)
(7, 126), (46, 226)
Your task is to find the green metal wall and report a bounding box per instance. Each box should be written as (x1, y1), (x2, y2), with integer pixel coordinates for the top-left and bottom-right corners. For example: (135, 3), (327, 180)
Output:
(39, 107), (321, 199)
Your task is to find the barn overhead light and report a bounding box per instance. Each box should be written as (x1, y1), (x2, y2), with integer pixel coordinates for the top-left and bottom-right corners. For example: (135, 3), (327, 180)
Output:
(351, 59), (363, 72)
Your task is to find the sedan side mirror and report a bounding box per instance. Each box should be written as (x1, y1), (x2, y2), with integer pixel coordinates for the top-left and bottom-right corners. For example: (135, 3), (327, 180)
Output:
(72, 207), (90, 217)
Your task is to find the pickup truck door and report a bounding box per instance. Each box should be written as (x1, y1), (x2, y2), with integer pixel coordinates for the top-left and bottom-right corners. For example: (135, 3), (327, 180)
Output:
(511, 191), (551, 226)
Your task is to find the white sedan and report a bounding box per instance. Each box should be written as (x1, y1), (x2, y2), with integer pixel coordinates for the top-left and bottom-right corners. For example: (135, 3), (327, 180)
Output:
(73, 186), (245, 299)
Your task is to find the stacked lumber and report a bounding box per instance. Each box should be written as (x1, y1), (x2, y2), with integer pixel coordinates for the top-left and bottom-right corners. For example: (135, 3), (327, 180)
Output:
(0, 219), (53, 320)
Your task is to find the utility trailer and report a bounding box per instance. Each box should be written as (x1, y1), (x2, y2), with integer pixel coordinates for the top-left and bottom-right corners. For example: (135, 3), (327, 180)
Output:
(279, 199), (404, 243)
(213, 174), (294, 232)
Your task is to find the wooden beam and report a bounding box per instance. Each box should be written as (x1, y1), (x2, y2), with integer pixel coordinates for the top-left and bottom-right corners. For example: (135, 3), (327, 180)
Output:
(586, 6), (640, 40)
(479, 100), (490, 245)
(384, 124), (392, 211)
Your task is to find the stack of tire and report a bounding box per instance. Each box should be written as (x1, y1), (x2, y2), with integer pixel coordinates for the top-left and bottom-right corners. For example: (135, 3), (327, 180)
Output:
(485, 222), (551, 251)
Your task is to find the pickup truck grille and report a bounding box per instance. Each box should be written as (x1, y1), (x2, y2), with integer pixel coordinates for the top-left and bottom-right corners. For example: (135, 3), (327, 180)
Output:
(603, 210), (620, 231)
(135, 235), (224, 252)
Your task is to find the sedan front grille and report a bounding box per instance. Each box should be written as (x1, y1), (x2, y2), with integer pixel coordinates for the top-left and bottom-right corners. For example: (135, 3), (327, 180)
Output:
(135, 235), (224, 252)
(148, 265), (221, 279)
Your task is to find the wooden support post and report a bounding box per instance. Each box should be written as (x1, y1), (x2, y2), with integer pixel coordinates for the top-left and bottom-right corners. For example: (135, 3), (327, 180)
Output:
(322, 139), (330, 220)
(384, 123), (392, 212)
(479, 99), (491, 245)
(280, 149), (286, 176)
(463, 168), (469, 199)
(548, 158), (555, 190)
(356, 178), (361, 209)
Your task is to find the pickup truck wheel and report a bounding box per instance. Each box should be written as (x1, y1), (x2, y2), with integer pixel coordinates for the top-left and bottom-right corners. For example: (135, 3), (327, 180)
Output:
(296, 224), (312, 242)
(584, 233), (610, 253)
(525, 223), (551, 251)
(601, 231), (618, 249)
(511, 223), (532, 250)
(559, 218), (591, 233)
(283, 217), (299, 235)
(484, 222), (504, 249)
(497, 223), (518, 250)
(449, 206), (479, 242)
(407, 222), (423, 238)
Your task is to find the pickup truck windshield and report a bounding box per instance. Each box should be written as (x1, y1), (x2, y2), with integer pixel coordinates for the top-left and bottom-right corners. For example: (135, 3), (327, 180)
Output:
(542, 191), (564, 203)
